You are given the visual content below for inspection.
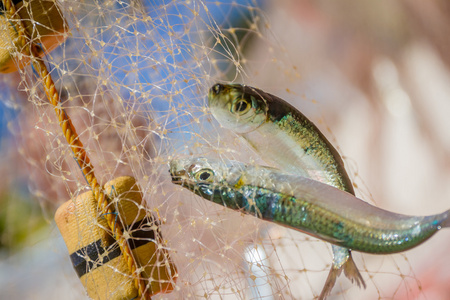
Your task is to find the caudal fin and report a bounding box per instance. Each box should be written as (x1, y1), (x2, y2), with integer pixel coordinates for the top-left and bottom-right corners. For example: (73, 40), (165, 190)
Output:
(318, 252), (365, 300)
(343, 253), (366, 289)
(318, 265), (341, 300)
(441, 209), (450, 228)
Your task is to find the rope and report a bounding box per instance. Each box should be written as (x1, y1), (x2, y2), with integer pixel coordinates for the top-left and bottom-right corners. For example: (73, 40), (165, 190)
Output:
(1, 1), (150, 298)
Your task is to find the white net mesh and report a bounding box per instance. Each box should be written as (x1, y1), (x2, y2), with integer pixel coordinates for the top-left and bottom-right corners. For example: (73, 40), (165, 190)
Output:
(1, 0), (450, 299)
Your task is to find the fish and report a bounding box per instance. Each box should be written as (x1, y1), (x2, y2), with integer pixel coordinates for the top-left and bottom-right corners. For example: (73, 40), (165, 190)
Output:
(169, 156), (449, 254)
(207, 83), (354, 194)
(208, 83), (360, 298)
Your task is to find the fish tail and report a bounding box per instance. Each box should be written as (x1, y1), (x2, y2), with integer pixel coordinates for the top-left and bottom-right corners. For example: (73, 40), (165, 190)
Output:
(318, 265), (342, 300)
(343, 252), (366, 289)
(441, 209), (450, 228)
(318, 251), (366, 300)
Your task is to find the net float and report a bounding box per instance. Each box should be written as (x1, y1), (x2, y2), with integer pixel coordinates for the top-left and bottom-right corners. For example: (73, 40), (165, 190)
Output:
(55, 176), (178, 300)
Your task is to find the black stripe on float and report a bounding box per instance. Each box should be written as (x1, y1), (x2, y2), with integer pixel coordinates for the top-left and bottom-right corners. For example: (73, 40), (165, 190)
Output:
(69, 216), (160, 278)
(70, 239), (122, 278)
(127, 216), (158, 250)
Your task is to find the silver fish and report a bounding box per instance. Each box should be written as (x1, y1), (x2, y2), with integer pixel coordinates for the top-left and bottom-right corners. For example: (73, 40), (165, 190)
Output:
(170, 157), (449, 252)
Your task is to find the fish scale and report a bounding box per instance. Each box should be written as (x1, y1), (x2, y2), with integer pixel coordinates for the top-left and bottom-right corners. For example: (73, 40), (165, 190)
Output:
(273, 113), (349, 191)
(220, 184), (445, 253)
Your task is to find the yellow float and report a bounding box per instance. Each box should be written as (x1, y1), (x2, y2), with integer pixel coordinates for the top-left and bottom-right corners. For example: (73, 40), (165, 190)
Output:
(55, 176), (178, 299)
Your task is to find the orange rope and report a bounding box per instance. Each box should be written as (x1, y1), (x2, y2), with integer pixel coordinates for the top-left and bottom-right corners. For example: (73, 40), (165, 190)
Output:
(2, 0), (150, 298)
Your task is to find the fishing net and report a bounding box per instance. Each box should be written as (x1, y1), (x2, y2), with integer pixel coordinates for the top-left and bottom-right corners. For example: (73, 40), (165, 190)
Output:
(1, 0), (450, 299)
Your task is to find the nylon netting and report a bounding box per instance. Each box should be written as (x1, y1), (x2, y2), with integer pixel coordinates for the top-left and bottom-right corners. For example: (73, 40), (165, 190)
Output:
(1, 1), (450, 299)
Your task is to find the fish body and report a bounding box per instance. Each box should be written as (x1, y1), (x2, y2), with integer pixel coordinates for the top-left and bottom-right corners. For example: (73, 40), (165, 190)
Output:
(170, 157), (449, 254)
(208, 83), (359, 297)
(207, 83), (354, 194)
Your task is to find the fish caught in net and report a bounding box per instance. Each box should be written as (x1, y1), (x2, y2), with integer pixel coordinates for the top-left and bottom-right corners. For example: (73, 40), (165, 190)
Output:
(1, 0), (450, 299)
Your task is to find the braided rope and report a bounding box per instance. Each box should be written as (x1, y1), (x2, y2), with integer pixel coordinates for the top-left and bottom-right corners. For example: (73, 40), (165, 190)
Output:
(2, 0), (150, 298)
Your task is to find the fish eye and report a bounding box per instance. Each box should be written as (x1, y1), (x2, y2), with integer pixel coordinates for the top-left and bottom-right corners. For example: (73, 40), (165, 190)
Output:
(212, 84), (223, 95)
(195, 169), (214, 182)
(231, 99), (251, 115)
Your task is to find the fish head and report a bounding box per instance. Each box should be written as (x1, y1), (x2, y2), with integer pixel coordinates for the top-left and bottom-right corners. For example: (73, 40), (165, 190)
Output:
(208, 83), (268, 133)
(169, 157), (245, 198)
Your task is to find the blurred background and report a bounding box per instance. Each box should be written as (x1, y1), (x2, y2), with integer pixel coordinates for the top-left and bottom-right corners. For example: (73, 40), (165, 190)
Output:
(1, 0), (450, 299)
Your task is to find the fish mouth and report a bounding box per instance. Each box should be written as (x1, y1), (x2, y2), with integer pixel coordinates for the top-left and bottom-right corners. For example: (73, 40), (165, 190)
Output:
(208, 83), (231, 109)
(169, 169), (201, 194)
(169, 168), (187, 185)
(210, 83), (224, 96)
